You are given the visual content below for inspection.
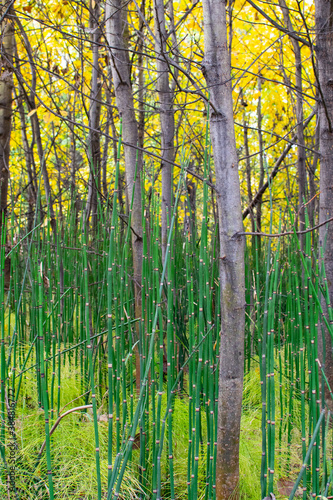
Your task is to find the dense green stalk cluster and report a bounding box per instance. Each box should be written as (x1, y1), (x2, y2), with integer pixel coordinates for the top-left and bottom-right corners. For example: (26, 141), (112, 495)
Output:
(0, 133), (332, 500)
(254, 204), (333, 500)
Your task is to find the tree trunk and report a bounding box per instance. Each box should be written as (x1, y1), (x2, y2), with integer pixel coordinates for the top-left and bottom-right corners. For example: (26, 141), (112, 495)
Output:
(85, 0), (102, 230)
(153, 0), (174, 263)
(308, 114), (319, 227)
(13, 15), (57, 234)
(278, 0), (306, 250)
(102, 79), (111, 202)
(0, 2), (14, 231)
(106, 0), (143, 394)
(69, 99), (83, 232)
(16, 92), (36, 233)
(201, 1), (245, 498)
(242, 108), (255, 234)
(137, 0), (145, 154)
(242, 112), (315, 221)
(256, 75), (264, 255)
(315, 0), (333, 411)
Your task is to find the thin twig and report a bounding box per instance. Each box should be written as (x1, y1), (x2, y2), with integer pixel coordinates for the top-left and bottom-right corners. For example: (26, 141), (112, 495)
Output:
(240, 216), (333, 238)
(38, 405), (93, 457)
(242, 111), (315, 219)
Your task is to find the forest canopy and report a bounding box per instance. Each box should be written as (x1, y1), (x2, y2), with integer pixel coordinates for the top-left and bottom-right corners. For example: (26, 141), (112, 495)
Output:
(5, 0), (317, 231)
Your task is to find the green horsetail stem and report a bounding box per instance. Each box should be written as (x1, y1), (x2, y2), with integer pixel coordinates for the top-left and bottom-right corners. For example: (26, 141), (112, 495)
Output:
(82, 226), (102, 500)
(107, 161), (186, 500)
(288, 410), (326, 500)
(267, 218), (281, 494)
(1, 127), (333, 500)
(260, 167), (273, 499)
(156, 324), (215, 500)
(37, 261), (54, 499)
(107, 122), (121, 484)
(0, 216), (6, 465)
(166, 206), (175, 500)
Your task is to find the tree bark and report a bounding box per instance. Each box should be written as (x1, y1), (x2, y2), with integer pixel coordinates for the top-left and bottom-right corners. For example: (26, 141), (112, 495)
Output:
(256, 75), (264, 255)
(85, 0), (102, 230)
(308, 113), (319, 227)
(242, 107), (255, 234)
(315, 0), (333, 411)
(106, 0), (143, 394)
(278, 0), (307, 250)
(137, 0), (145, 154)
(102, 76), (112, 202)
(13, 15), (57, 234)
(201, 1), (245, 498)
(0, 1), (14, 231)
(153, 0), (174, 263)
(16, 92), (36, 232)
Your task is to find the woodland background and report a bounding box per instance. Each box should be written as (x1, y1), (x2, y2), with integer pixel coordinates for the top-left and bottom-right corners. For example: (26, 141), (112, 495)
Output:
(0, 0), (332, 500)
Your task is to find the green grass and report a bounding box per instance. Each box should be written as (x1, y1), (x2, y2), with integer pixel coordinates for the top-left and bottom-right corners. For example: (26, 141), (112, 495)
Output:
(0, 354), (324, 500)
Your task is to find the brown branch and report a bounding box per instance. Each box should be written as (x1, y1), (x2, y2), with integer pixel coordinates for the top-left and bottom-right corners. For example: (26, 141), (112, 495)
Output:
(167, 1), (200, 37)
(38, 405), (93, 457)
(246, 0), (310, 47)
(10, 54), (215, 190)
(240, 216), (333, 238)
(0, 0), (14, 24)
(242, 111), (315, 219)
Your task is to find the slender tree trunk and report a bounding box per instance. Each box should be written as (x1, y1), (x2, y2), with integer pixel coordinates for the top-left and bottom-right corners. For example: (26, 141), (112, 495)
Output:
(14, 15), (66, 316)
(315, 0), (333, 411)
(308, 115), (319, 227)
(256, 75), (264, 256)
(153, 0), (174, 263)
(242, 107), (255, 234)
(278, 0), (306, 250)
(0, 2), (14, 231)
(243, 108), (257, 279)
(32, 110), (56, 228)
(185, 162), (196, 236)
(102, 78), (111, 202)
(106, 0), (143, 393)
(85, 0), (102, 230)
(201, 1), (245, 498)
(13, 15), (57, 233)
(242, 112), (315, 221)
(52, 125), (63, 224)
(16, 92), (36, 232)
(69, 94), (84, 232)
(167, 0), (179, 94)
(109, 105), (125, 215)
(137, 0), (145, 154)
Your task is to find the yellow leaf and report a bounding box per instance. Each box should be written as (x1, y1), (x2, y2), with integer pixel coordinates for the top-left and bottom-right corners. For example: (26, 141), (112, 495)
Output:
(43, 111), (54, 124)
(27, 109), (37, 118)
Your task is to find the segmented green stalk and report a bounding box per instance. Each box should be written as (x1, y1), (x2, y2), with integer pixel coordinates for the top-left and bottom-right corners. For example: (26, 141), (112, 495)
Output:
(107, 125), (121, 482)
(37, 261), (54, 499)
(0, 217), (6, 462)
(108, 162), (186, 500)
(82, 227), (101, 500)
